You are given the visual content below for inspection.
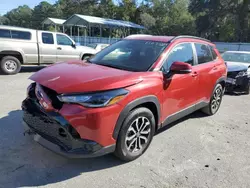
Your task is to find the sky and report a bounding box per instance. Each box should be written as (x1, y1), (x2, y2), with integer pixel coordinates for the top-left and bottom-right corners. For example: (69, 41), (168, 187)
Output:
(0, 0), (57, 15)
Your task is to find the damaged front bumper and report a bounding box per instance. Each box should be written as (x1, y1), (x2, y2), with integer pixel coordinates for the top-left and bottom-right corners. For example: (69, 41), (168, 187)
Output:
(22, 98), (115, 158)
(225, 75), (249, 93)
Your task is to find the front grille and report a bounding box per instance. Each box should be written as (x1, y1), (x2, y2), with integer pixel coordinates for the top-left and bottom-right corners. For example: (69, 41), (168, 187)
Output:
(41, 85), (63, 110)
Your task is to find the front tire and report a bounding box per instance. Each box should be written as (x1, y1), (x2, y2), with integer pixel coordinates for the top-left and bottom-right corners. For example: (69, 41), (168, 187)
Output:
(0, 56), (21, 75)
(201, 83), (223, 115)
(82, 54), (92, 60)
(114, 107), (155, 161)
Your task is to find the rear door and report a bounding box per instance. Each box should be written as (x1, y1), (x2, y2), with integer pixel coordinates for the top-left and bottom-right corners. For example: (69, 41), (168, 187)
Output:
(56, 34), (80, 62)
(38, 32), (57, 64)
(193, 43), (222, 103)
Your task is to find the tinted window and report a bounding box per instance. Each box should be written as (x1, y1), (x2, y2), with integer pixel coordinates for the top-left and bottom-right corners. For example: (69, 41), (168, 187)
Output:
(0, 29), (11, 38)
(90, 40), (168, 72)
(11, 30), (31, 40)
(42, 33), (54, 44)
(195, 44), (213, 64)
(209, 46), (218, 60)
(163, 43), (194, 71)
(57, 34), (72, 46)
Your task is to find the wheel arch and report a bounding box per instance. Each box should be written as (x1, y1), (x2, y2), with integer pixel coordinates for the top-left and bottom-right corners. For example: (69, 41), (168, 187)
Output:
(81, 53), (94, 60)
(215, 76), (226, 94)
(113, 95), (161, 140)
(0, 50), (24, 64)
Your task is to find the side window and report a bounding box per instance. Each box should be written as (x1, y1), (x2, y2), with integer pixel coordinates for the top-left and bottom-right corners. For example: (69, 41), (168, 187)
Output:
(0, 29), (11, 38)
(195, 43), (213, 64)
(209, 46), (218, 60)
(56, 34), (73, 46)
(11, 30), (31, 40)
(163, 43), (194, 71)
(42, 33), (54, 44)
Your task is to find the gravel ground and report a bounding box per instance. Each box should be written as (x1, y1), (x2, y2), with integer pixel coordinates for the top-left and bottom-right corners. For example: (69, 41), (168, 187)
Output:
(0, 67), (250, 188)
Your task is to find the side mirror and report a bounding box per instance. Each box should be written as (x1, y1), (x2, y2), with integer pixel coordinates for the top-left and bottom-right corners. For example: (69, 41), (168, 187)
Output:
(71, 43), (76, 48)
(170, 61), (192, 74)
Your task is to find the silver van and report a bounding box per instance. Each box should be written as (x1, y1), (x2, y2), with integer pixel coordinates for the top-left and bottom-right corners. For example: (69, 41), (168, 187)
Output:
(0, 25), (97, 74)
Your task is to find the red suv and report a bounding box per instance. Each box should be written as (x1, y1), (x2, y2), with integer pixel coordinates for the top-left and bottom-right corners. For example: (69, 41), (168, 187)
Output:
(22, 35), (227, 161)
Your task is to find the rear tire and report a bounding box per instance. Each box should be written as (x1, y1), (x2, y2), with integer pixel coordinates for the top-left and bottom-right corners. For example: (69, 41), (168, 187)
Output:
(0, 56), (21, 75)
(114, 107), (155, 161)
(201, 83), (223, 116)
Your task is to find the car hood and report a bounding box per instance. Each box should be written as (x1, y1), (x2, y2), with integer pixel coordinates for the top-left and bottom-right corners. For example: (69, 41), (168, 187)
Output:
(76, 46), (97, 54)
(226, 61), (249, 72)
(29, 61), (143, 94)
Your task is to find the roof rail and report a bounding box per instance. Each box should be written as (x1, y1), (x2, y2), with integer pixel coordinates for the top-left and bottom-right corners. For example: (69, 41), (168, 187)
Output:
(170, 35), (211, 43)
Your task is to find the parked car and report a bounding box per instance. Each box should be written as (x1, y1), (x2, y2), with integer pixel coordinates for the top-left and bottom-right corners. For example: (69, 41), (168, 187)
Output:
(86, 43), (110, 52)
(22, 35), (227, 161)
(222, 51), (250, 94)
(0, 25), (97, 75)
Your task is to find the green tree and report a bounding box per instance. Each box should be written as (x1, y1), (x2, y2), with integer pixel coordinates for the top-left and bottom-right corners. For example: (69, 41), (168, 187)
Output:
(4, 5), (33, 28)
(0, 15), (9, 25)
(189, 0), (250, 42)
(32, 1), (58, 29)
(56, 0), (99, 18)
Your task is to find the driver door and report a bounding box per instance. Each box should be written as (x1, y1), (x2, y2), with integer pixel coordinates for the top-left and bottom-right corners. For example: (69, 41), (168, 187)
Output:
(161, 43), (200, 123)
(56, 34), (80, 62)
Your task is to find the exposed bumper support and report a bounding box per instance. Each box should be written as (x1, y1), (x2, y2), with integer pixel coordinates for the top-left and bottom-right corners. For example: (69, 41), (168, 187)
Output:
(23, 121), (116, 158)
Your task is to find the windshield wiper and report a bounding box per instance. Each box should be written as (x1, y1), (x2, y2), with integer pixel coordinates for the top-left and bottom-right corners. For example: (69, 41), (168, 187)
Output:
(97, 63), (125, 70)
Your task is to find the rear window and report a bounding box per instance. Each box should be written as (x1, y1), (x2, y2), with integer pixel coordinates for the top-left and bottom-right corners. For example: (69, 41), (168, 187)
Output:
(195, 43), (213, 64)
(42, 33), (54, 44)
(0, 29), (31, 40)
(0, 29), (11, 38)
(11, 30), (31, 40)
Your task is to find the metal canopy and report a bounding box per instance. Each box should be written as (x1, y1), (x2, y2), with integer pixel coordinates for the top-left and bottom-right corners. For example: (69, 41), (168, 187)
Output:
(63, 14), (145, 29)
(42, 18), (66, 25)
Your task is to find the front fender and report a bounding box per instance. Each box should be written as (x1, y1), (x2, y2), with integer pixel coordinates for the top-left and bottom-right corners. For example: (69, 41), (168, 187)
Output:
(112, 95), (161, 139)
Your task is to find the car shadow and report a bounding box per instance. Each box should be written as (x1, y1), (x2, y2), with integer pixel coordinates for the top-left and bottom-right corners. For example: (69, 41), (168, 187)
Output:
(156, 111), (207, 135)
(20, 65), (47, 73)
(0, 110), (124, 187)
(0, 109), (206, 187)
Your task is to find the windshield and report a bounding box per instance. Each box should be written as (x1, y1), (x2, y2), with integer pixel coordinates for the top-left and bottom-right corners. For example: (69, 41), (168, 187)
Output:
(90, 39), (168, 72)
(222, 52), (250, 64)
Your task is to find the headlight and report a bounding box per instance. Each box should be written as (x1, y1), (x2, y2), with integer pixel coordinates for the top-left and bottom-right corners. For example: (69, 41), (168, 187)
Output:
(57, 89), (129, 108)
(236, 71), (248, 78)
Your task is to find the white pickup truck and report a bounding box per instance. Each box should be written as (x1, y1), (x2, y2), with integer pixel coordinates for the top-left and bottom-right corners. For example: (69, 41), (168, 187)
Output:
(0, 25), (97, 75)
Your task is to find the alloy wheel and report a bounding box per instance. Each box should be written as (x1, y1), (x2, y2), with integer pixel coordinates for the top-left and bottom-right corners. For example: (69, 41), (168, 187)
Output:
(125, 116), (151, 153)
(211, 87), (222, 113)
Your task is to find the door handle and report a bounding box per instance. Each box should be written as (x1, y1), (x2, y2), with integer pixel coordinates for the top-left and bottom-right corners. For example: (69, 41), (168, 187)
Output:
(191, 71), (198, 77)
(57, 47), (62, 50)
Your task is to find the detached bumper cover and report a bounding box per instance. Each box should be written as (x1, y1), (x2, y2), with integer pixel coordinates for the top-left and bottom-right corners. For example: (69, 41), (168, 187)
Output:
(22, 98), (115, 158)
(225, 75), (249, 92)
